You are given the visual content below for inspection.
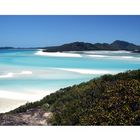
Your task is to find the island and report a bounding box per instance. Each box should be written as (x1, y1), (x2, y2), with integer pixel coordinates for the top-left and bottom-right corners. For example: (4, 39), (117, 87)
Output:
(1, 40), (140, 53)
(43, 40), (140, 52)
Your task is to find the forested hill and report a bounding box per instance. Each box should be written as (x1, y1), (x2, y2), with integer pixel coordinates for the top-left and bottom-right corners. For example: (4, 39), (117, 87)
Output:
(43, 40), (140, 52)
(0, 47), (14, 49)
(1, 69), (140, 125)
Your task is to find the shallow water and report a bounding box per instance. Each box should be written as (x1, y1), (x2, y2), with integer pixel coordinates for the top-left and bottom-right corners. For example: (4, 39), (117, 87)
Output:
(0, 49), (140, 112)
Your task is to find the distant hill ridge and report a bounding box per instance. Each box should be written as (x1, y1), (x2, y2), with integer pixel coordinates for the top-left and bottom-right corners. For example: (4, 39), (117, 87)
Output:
(1, 40), (140, 52)
(43, 40), (140, 52)
(0, 47), (14, 49)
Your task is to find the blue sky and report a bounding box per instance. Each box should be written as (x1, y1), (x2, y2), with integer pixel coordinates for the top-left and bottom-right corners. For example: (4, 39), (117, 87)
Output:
(0, 15), (140, 48)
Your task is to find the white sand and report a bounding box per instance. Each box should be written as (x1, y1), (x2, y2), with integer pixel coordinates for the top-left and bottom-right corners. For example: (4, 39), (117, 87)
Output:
(56, 68), (118, 75)
(35, 50), (140, 61)
(87, 54), (139, 61)
(0, 72), (14, 78)
(120, 56), (134, 59)
(83, 50), (131, 54)
(35, 50), (82, 57)
(88, 54), (108, 58)
(0, 89), (55, 113)
(0, 98), (27, 113)
(0, 89), (55, 101)
(19, 71), (32, 75)
(0, 70), (32, 79)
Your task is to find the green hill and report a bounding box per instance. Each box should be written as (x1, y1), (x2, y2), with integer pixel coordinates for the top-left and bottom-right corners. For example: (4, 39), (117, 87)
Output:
(1, 69), (140, 125)
(43, 40), (140, 52)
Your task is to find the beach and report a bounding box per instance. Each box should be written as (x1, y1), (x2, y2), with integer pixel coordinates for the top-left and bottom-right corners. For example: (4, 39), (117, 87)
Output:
(0, 49), (140, 113)
(0, 89), (56, 113)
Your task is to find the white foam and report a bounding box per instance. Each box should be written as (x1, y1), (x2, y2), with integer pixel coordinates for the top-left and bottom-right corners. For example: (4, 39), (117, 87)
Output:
(35, 50), (82, 57)
(56, 68), (118, 75)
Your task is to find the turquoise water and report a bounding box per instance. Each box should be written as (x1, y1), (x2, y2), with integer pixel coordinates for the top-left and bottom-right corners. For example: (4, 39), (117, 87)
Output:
(0, 50), (140, 112)
(0, 49), (140, 91)
(0, 49), (140, 108)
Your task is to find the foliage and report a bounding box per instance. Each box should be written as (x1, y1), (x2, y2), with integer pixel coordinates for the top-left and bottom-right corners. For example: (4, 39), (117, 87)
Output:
(9, 69), (140, 125)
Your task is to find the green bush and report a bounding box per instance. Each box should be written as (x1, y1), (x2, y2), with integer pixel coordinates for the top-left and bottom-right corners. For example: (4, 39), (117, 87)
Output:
(9, 69), (140, 125)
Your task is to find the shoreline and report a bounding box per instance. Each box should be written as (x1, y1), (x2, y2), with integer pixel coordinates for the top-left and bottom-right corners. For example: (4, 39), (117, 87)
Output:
(55, 68), (119, 75)
(0, 89), (56, 113)
(35, 49), (82, 57)
(0, 98), (27, 113)
(35, 49), (140, 61)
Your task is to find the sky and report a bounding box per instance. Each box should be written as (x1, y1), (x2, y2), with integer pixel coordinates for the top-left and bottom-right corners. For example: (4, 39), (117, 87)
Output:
(0, 15), (140, 48)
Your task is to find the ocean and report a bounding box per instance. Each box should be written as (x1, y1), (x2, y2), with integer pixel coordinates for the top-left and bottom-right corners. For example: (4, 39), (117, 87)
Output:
(0, 49), (140, 113)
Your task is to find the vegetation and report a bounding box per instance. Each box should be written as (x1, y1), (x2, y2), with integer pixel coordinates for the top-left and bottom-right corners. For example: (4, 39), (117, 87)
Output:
(0, 47), (14, 49)
(1, 40), (140, 52)
(6, 69), (140, 125)
(43, 40), (140, 52)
